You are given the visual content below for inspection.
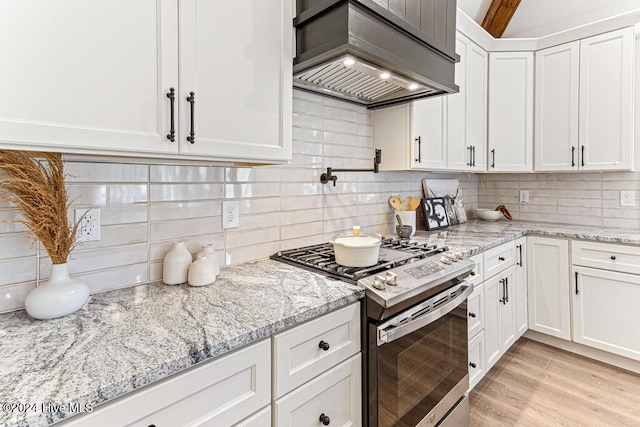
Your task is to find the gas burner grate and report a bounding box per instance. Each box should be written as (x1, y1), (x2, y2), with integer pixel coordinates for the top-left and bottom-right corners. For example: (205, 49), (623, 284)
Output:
(271, 238), (447, 284)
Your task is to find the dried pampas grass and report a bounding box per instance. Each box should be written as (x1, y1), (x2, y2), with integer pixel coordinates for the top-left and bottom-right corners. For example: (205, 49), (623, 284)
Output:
(0, 150), (82, 264)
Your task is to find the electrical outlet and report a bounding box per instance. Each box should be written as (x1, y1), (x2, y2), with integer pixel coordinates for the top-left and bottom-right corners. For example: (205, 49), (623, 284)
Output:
(75, 208), (101, 242)
(620, 191), (635, 207)
(519, 190), (529, 204)
(222, 201), (239, 229)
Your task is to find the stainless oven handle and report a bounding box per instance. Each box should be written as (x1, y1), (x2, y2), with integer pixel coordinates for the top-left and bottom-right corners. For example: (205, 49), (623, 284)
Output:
(377, 284), (473, 346)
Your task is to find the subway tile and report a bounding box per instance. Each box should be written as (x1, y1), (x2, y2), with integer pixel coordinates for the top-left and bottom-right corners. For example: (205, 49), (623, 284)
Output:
(292, 141), (323, 156)
(65, 163), (148, 183)
(293, 98), (324, 116)
(150, 217), (221, 242)
(0, 209), (27, 233)
(322, 96), (360, 110)
(0, 233), (36, 260)
(0, 257), (37, 286)
(152, 183), (224, 202)
(557, 189), (602, 199)
(323, 144), (372, 159)
(149, 234), (223, 262)
(280, 208), (323, 225)
(0, 282), (35, 312)
(357, 124), (372, 137)
(323, 105), (358, 122)
(289, 154), (323, 168)
(293, 113), (325, 129)
(238, 212), (281, 230)
(280, 221), (324, 240)
(292, 127), (323, 143)
(280, 195), (323, 211)
(225, 226), (280, 249)
(225, 167), (280, 183)
(109, 184), (148, 204)
(238, 198), (280, 215)
(225, 241), (280, 265)
(603, 217), (640, 229)
(602, 180), (640, 190)
(78, 263), (148, 294)
(280, 182), (321, 197)
(226, 182), (280, 199)
(149, 200), (220, 222)
(150, 165), (224, 183)
(99, 205), (148, 225)
(293, 88), (325, 104)
(68, 185), (108, 206)
(322, 119), (358, 134)
(72, 224), (148, 250)
(280, 235), (324, 251)
(280, 168), (321, 182)
(557, 180), (602, 190)
(41, 244), (148, 278)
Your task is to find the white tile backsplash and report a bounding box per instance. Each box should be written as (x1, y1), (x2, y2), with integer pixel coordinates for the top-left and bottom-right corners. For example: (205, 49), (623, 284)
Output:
(0, 89), (477, 313)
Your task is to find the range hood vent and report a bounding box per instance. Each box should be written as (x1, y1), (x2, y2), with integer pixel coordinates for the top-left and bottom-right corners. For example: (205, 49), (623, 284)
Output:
(294, 0), (459, 109)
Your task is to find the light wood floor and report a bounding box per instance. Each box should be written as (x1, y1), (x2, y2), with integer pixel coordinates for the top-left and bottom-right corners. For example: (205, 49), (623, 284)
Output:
(470, 338), (640, 427)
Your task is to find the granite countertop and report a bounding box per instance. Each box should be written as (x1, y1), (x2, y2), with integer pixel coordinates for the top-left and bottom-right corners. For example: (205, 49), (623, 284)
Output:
(0, 260), (363, 427)
(2, 219), (638, 426)
(413, 219), (640, 256)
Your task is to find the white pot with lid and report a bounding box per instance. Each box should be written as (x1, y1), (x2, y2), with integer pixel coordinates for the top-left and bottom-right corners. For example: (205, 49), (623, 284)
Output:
(331, 226), (382, 267)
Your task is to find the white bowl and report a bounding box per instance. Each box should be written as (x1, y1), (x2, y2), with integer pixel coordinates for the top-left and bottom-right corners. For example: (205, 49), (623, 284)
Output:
(475, 209), (502, 221)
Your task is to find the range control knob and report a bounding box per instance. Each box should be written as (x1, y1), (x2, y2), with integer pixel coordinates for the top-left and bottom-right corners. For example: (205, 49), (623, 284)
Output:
(372, 275), (386, 290)
(449, 252), (459, 262)
(385, 272), (398, 286)
(440, 256), (451, 265)
(455, 250), (465, 260)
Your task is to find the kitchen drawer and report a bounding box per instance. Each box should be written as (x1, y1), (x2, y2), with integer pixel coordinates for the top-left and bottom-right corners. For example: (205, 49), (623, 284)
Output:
(468, 282), (484, 339)
(274, 354), (362, 427)
(272, 302), (360, 398)
(484, 241), (516, 279)
(61, 339), (270, 427)
(468, 330), (486, 391)
(572, 240), (640, 275)
(468, 253), (484, 287)
(234, 406), (271, 427)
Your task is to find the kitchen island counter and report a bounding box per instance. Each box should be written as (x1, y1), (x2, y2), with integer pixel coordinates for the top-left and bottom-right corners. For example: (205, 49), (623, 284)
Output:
(0, 259), (363, 427)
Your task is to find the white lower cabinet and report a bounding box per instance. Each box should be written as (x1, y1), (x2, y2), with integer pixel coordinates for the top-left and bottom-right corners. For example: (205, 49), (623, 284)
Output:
(274, 354), (362, 427)
(61, 339), (271, 427)
(514, 237), (528, 338)
(467, 282), (485, 340)
(527, 236), (571, 340)
(468, 330), (486, 390)
(484, 266), (516, 370)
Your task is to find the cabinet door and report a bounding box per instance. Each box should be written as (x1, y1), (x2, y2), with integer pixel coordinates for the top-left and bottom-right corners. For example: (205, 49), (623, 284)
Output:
(446, 34), (468, 171)
(483, 273), (502, 370)
(573, 267), (640, 361)
(179, 0), (292, 162)
(579, 27), (634, 171)
(488, 52), (534, 172)
(274, 354), (362, 427)
(468, 330), (486, 391)
(0, 0), (178, 155)
(534, 42), (580, 171)
(499, 267), (517, 351)
(467, 283), (484, 339)
(467, 41), (488, 172)
(412, 97), (447, 170)
(514, 237), (528, 338)
(527, 237), (571, 340)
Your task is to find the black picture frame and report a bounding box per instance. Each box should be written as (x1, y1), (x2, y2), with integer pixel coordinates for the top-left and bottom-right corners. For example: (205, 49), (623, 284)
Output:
(422, 197), (450, 230)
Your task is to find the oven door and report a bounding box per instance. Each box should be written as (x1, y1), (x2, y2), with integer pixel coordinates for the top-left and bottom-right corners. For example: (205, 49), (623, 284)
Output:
(369, 283), (472, 427)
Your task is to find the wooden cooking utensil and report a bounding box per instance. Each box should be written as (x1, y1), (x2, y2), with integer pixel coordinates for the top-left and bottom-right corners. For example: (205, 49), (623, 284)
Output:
(409, 197), (421, 211)
(388, 195), (403, 211)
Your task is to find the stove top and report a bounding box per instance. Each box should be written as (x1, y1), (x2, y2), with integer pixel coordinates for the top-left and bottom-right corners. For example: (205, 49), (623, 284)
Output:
(272, 238), (474, 310)
(272, 239), (445, 284)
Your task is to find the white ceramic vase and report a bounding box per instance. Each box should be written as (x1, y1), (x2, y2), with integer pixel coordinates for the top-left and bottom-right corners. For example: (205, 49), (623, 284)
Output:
(24, 263), (90, 320)
(199, 244), (220, 275)
(188, 253), (216, 287)
(163, 241), (192, 285)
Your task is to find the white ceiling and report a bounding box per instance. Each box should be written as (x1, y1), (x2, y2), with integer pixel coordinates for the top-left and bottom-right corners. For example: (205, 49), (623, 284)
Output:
(458, 0), (640, 38)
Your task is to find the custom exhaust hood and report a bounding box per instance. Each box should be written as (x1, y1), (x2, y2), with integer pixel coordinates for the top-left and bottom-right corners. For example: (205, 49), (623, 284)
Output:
(293, 0), (459, 109)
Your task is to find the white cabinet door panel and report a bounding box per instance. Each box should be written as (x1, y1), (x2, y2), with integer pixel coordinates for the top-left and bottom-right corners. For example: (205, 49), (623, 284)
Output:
(573, 267), (640, 361)
(467, 41), (488, 172)
(447, 34), (468, 171)
(535, 42), (580, 171)
(468, 282), (484, 339)
(412, 97), (447, 170)
(179, 0), (292, 162)
(0, 0), (178, 155)
(484, 273), (502, 370)
(514, 237), (528, 338)
(468, 330), (486, 391)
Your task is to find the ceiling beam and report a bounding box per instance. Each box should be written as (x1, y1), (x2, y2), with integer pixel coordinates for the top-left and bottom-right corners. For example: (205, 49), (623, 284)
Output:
(482, 0), (522, 38)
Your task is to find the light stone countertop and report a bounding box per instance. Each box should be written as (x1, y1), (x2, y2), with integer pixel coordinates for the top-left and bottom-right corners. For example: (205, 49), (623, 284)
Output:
(0, 260), (363, 427)
(2, 219), (638, 426)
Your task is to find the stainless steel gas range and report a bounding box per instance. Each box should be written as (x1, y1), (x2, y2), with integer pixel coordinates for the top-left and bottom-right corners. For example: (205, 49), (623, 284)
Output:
(272, 238), (474, 427)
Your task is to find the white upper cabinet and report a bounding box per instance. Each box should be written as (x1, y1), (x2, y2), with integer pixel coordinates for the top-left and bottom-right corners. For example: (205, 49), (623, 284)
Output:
(447, 33), (488, 172)
(0, 0), (179, 155)
(178, 0), (292, 162)
(535, 27), (634, 172)
(579, 27), (634, 171)
(535, 42), (580, 171)
(488, 52), (534, 172)
(373, 98), (448, 171)
(0, 0), (292, 163)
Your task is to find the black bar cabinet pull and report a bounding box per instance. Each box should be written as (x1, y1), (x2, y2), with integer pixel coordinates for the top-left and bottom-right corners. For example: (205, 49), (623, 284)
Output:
(469, 312), (476, 318)
(467, 146), (472, 167)
(471, 146), (476, 167)
(575, 271), (579, 295)
(319, 413), (331, 425)
(470, 362), (477, 368)
(415, 136), (422, 163)
(491, 149), (496, 168)
(517, 245), (523, 266)
(499, 279), (505, 304)
(318, 340), (330, 351)
(581, 145), (585, 167)
(571, 146), (575, 167)
(166, 88), (175, 142)
(186, 91), (195, 144)
(505, 278), (509, 303)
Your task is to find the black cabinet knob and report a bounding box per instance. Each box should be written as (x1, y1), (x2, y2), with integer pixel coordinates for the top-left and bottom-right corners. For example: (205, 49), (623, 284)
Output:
(611, 255), (617, 260)
(319, 340), (330, 351)
(319, 413), (331, 425)
(470, 362), (477, 368)
(469, 312), (476, 318)
(498, 257), (505, 261)
(470, 271), (476, 276)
